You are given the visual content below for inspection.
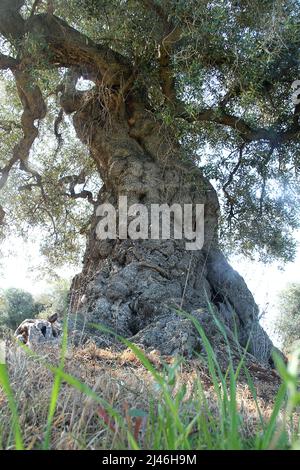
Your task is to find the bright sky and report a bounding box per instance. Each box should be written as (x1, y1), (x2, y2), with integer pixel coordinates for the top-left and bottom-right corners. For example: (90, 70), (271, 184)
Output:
(0, 233), (78, 296)
(230, 241), (300, 346)
(0, 231), (299, 347)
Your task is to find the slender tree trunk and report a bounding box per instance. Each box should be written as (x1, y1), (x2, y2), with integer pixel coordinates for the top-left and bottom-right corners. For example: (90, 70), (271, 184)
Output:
(64, 88), (272, 363)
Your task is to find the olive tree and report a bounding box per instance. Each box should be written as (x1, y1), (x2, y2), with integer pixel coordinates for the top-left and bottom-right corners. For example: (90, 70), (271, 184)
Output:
(1, 0), (300, 362)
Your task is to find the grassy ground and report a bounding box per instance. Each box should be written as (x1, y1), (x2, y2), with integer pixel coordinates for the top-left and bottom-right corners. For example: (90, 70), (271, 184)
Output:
(0, 318), (300, 450)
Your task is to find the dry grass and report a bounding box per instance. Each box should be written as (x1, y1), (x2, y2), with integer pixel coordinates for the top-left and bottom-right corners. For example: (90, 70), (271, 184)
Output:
(0, 339), (287, 450)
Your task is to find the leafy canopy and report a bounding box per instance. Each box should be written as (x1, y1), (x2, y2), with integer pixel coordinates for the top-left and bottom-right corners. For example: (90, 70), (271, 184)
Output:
(0, 0), (300, 265)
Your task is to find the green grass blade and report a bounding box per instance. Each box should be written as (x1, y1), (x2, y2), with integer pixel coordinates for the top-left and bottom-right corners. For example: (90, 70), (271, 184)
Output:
(0, 363), (24, 450)
(260, 383), (286, 449)
(43, 317), (68, 449)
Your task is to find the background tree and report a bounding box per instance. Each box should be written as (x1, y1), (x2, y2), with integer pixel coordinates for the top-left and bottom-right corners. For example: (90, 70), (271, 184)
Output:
(276, 283), (300, 353)
(0, 0), (300, 363)
(36, 278), (70, 319)
(0, 287), (43, 330)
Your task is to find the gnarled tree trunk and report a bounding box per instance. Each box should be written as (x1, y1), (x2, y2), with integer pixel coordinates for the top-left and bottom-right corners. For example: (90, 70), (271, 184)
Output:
(66, 88), (273, 364)
(0, 4), (279, 365)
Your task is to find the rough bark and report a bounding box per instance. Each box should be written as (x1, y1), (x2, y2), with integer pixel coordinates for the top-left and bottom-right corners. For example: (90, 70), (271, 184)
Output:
(65, 87), (273, 364)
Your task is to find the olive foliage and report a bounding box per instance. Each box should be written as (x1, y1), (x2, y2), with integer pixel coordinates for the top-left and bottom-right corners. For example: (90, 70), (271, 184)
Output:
(0, 0), (300, 265)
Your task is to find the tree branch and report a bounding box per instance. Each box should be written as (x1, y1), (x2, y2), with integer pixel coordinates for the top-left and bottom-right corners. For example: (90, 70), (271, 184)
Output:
(0, 204), (5, 225)
(223, 145), (245, 201)
(158, 25), (181, 104)
(0, 0), (132, 86)
(177, 105), (300, 145)
(67, 189), (95, 204)
(0, 69), (46, 196)
(259, 145), (275, 215)
(0, 155), (19, 190)
(0, 0), (25, 40)
(141, 0), (171, 32)
(25, 14), (131, 86)
(141, 0), (180, 104)
(59, 171), (96, 205)
(0, 52), (18, 70)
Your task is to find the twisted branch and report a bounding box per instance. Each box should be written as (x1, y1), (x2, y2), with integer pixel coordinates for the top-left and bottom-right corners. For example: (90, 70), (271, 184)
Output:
(177, 105), (300, 145)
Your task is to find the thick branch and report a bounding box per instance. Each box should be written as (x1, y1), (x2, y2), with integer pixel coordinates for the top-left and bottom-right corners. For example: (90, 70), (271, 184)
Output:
(177, 105), (300, 145)
(14, 68), (47, 158)
(141, 0), (180, 104)
(25, 14), (131, 86)
(0, 52), (19, 70)
(0, 69), (46, 197)
(0, 0), (25, 40)
(0, 0), (132, 86)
